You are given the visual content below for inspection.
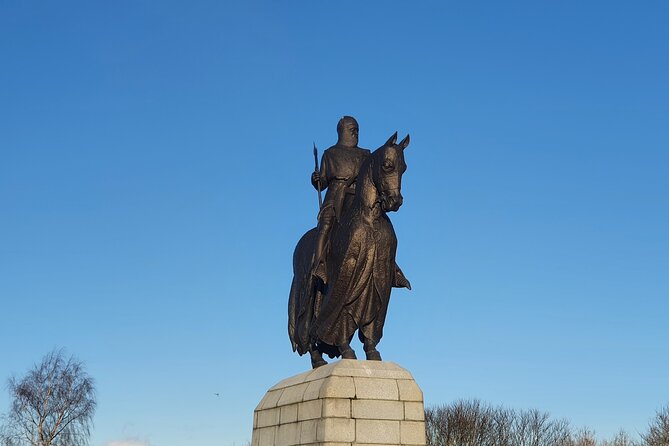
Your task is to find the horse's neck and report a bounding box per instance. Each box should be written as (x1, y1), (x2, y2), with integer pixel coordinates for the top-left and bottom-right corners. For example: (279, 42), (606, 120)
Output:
(355, 165), (382, 223)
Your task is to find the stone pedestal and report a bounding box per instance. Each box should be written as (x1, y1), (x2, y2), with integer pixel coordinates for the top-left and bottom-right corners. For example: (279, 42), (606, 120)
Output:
(251, 360), (426, 446)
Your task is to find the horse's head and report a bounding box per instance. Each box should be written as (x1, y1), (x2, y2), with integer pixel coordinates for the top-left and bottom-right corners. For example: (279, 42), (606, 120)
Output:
(372, 132), (410, 212)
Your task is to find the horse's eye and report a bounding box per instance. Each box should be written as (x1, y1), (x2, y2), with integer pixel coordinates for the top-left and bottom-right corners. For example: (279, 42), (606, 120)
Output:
(383, 160), (394, 171)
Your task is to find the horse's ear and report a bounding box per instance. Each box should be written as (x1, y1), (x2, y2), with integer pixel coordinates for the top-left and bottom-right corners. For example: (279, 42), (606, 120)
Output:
(386, 132), (398, 146)
(399, 134), (410, 150)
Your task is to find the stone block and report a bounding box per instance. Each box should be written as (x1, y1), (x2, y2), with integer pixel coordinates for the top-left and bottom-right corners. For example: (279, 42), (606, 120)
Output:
(277, 382), (309, 406)
(322, 398), (350, 418)
(404, 402), (425, 421)
(352, 399), (404, 420)
(299, 420), (318, 444)
(276, 422), (300, 446)
(280, 404), (298, 424)
(307, 363), (335, 381)
(256, 426), (276, 446)
(270, 370), (312, 391)
(397, 380), (423, 402)
(354, 377), (399, 400)
(329, 359), (414, 380)
(257, 407), (280, 428)
(356, 444), (396, 446)
(319, 376), (355, 399)
(401, 421), (426, 445)
(303, 379), (324, 401)
(257, 389), (284, 410)
(317, 418), (355, 443)
(356, 444), (400, 446)
(304, 443), (351, 446)
(356, 419), (400, 444)
(298, 399), (322, 421)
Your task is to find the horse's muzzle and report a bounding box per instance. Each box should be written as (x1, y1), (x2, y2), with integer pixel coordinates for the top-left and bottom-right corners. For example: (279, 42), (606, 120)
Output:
(381, 192), (403, 212)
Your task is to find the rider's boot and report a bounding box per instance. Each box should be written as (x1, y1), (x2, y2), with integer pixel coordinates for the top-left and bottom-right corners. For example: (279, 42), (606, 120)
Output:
(392, 264), (412, 290)
(364, 340), (382, 361)
(311, 208), (334, 283)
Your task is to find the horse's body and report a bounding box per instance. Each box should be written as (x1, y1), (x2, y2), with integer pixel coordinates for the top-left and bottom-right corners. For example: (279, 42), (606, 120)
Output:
(288, 133), (410, 367)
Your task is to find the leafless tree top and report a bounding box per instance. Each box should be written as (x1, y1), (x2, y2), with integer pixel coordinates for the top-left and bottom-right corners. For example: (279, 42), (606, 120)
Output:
(1, 349), (96, 446)
(642, 406), (669, 446)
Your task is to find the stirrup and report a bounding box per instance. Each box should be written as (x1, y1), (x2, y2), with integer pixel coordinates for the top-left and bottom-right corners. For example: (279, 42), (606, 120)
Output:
(311, 261), (327, 283)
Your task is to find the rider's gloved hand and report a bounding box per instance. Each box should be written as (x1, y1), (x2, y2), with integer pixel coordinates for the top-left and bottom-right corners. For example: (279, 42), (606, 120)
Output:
(311, 170), (321, 186)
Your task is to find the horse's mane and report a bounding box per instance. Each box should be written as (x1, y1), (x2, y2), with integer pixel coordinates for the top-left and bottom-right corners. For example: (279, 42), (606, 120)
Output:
(354, 143), (385, 198)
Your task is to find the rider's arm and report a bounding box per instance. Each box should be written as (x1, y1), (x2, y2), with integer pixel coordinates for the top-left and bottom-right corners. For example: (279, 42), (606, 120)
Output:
(312, 151), (329, 190)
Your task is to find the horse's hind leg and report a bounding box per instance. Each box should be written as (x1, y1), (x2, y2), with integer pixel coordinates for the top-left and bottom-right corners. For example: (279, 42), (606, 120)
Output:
(362, 338), (382, 361)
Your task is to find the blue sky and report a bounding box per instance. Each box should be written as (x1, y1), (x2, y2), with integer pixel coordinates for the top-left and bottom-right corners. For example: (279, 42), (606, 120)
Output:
(1, 1), (668, 445)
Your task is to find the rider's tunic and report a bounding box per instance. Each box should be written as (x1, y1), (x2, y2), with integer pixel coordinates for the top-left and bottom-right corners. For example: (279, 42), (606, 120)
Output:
(316, 145), (371, 220)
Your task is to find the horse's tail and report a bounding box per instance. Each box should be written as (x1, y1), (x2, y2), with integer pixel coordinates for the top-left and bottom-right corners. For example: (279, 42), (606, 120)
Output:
(288, 227), (318, 355)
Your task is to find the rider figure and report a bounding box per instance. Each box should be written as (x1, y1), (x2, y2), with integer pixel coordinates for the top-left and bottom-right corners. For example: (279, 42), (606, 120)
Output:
(311, 116), (369, 282)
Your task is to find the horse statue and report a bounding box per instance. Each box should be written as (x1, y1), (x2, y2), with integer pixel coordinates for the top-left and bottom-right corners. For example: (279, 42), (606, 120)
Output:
(288, 132), (410, 368)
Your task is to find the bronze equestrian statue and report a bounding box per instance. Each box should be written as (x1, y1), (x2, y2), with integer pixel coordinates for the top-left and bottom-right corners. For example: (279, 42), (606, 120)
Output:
(288, 117), (411, 368)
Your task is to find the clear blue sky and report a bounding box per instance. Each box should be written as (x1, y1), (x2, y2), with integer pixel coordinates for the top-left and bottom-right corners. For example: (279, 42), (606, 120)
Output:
(1, 1), (667, 445)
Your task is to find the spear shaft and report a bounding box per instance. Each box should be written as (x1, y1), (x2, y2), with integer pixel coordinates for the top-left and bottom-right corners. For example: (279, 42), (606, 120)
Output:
(313, 142), (323, 210)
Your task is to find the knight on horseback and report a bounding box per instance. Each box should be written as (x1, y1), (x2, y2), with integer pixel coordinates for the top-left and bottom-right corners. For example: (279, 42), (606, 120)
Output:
(289, 116), (412, 368)
(310, 116), (370, 283)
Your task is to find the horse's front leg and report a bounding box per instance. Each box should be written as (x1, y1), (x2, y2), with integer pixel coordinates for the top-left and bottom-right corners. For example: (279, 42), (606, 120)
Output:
(338, 342), (357, 360)
(309, 343), (327, 369)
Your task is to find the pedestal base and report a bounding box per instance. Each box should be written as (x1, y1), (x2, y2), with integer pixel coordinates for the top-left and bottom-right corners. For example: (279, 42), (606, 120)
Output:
(252, 360), (426, 446)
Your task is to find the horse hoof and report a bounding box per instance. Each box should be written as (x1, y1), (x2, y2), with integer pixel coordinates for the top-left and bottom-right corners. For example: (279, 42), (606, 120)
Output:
(340, 347), (357, 360)
(311, 358), (327, 368)
(310, 351), (328, 369)
(365, 349), (382, 361)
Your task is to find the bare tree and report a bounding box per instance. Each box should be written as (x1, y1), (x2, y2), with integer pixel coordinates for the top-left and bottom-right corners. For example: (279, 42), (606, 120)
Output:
(513, 408), (551, 446)
(641, 406), (669, 446)
(425, 398), (632, 446)
(426, 401), (490, 446)
(548, 418), (575, 446)
(0, 349), (96, 446)
(511, 408), (578, 446)
(425, 398), (669, 446)
(601, 430), (636, 446)
(426, 400), (575, 446)
(572, 427), (598, 446)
